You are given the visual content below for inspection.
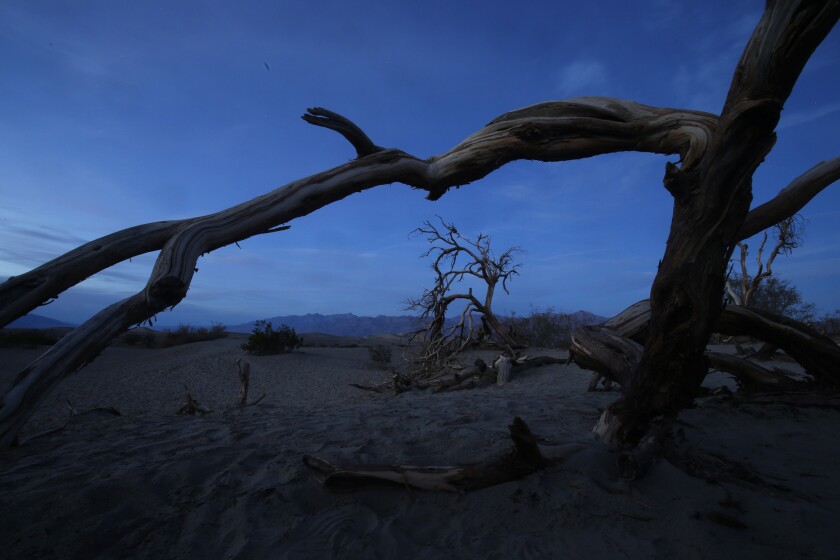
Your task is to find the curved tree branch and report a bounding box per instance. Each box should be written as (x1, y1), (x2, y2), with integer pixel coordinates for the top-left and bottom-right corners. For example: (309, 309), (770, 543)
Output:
(739, 156), (840, 240)
(0, 99), (721, 448)
(300, 107), (383, 158)
(0, 98), (716, 331)
(0, 221), (184, 328)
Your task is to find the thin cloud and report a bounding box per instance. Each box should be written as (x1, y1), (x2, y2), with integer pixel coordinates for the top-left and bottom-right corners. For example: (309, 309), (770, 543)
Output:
(556, 60), (608, 98)
(778, 102), (840, 131)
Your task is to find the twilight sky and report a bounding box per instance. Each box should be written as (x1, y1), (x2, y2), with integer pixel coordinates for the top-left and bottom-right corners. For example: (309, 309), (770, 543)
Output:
(1, 1), (839, 327)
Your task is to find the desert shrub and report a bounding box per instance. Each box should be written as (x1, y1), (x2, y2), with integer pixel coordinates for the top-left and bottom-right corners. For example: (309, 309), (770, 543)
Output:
(123, 330), (159, 348)
(158, 322), (228, 348)
(368, 344), (392, 367)
(241, 321), (302, 355)
(0, 329), (59, 347)
(506, 307), (571, 348)
(815, 310), (840, 337)
(727, 274), (816, 322)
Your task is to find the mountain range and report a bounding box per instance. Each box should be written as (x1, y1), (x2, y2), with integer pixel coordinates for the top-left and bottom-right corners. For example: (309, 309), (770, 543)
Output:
(227, 310), (606, 337)
(6, 314), (77, 329)
(6, 310), (608, 337)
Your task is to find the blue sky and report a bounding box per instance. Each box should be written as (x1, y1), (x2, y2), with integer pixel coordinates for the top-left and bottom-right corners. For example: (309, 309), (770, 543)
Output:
(1, 1), (839, 326)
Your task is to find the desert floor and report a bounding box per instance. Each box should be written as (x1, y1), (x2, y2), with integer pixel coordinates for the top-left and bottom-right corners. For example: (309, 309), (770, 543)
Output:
(1, 336), (838, 559)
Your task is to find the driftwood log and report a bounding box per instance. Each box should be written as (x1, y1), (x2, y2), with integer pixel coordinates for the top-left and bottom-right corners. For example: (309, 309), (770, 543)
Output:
(303, 417), (548, 493)
(350, 355), (566, 394)
(570, 299), (840, 392)
(1, 1), (838, 451)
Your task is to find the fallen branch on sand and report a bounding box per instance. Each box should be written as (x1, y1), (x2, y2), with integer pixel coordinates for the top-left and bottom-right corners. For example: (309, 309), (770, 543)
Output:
(304, 417), (548, 492)
(350, 355), (566, 394)
(177, 385), (211, 415)
(23, 400), (121, 444)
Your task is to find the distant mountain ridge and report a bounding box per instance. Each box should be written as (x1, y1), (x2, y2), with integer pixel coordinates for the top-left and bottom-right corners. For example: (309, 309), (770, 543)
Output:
(4, 311), (608, 337)
(227, 313), (427, 336)
(227, 310), (607, 337)
(6, 314), (76, 329)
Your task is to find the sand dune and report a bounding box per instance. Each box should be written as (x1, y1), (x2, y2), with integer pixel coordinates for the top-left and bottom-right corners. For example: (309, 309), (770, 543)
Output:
(1, 339), (838, 559)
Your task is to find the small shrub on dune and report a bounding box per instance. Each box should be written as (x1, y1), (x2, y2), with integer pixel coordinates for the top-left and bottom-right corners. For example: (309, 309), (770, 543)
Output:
(156, 322), (229, 348)
(242, 321), (302, 355)
(506, 307), (571, 349)
(368, 344), (392, 367)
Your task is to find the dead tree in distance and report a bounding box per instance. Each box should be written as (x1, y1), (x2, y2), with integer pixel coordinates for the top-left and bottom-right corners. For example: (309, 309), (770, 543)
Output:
(1, 2), (838, 452)
(406, 218), (521, 377)
(727, 215), (805, 306)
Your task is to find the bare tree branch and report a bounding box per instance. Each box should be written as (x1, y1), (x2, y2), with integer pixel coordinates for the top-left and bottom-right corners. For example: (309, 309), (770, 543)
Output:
(739, 156), (840, 240)
(0, 98), (717, 332)
(300, 107), (383, 158)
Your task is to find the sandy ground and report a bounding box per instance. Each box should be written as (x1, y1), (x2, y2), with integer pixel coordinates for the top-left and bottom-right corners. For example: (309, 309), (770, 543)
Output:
(1, 338), (839, 559)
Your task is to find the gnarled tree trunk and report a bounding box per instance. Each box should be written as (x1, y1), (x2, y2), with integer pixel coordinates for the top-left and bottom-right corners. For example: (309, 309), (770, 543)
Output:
(597, 0), (840, 447)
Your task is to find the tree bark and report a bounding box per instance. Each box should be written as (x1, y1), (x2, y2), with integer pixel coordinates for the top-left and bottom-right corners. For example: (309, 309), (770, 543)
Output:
(235, 359), (251, 407)
(600, 0), (840, 447)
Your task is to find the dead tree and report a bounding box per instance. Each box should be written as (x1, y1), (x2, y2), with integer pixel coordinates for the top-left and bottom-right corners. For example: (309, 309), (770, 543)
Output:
(405, 218), (521, 378)
(1, 2), (839, 451)
(727, 215), (805, 306)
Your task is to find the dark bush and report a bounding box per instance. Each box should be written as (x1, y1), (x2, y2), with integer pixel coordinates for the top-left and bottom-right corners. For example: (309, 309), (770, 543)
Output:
(123, 331), (144, 346)
(368, 344), (392, 366)
(140, 322), (229, 348)
(0, 329), (59, 347)
(506, 307), (571, 348)
(241, 321), (302, 355)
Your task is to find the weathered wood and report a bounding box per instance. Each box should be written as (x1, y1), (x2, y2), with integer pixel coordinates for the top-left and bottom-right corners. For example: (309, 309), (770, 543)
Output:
(303, 417), (548, 492)
(604, 0), (840, 448)
(573, 300), (838, 391)
(235, 359), (251, 407)
(706, 352), (798, 388)
(22, 401), (121, 444)
(495, 355), (512, 386)
(716, 305), (840, 387)
(601, 300), (651, 342)
(177, 385), (211, 416)
(569, 326), (643, 388)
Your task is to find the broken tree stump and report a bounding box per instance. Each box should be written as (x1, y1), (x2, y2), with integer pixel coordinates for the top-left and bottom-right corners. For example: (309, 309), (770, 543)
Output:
(236, 359), (251, 407)
(495, 354), (512, 386)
